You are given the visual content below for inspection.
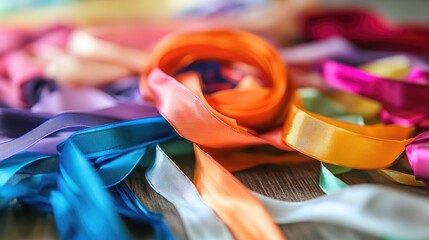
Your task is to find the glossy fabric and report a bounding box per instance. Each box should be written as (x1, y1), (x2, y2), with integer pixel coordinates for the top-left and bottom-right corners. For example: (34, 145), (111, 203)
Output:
(323, 60), (429, 116)
(0, 26), (70, 108)
(140, 30), (416, 240)
(256, 184), (429, 239)
(304, 8), (429, 54)
(0, 113), (118, 160)
(0, 116), (179, 239)
(146, 145), (233, 240)
(141, 30), (413, 170)
(193, 144), (285, 240)
(406, 132), (429, 187)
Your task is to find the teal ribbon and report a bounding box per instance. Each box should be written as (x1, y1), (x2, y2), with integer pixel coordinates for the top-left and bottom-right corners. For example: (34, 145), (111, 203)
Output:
(0, 116), (178, 239)
(300, 88), (362, 194)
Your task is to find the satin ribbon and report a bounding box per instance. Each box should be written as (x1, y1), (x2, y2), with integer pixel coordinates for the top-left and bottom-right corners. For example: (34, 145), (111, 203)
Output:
(150, 136), (429, 240)
(333, 55), (429, 126)
(0, 116), (179, 239)
(298, 88), (355, 194)
(0, 15), (424, 240)
(0, 108), (51, 138)
(304, 8), (429, 54)
(0, 109), (233, 239)
(300, 86), (425, 188)
(140, 29), (415, 239)
(52, 139), (133, 240)
(31, 84), (159, 119)
(280, 36), (429, 92)
(56, 116), (180, 239)
(280, 36), (355, 65)
(142, 30), (413, 169)
(0, 113), (118, 160)
(154, 138), (429, 240)
(193, 143), (286, 239)
(255, 184), (429, 239)
(0, 104), (157, 161)
(0, 25), (70, 56)
(405, 132), (429, 187)
(44, 30), (149, 88)
(22, 72), (157, 119)
(0, 24), (149, 108)
(322, 54), (429, 131)
(0, 25), (70, 108)
(323, 59), (429, 115)
(146, 144), (233, 240)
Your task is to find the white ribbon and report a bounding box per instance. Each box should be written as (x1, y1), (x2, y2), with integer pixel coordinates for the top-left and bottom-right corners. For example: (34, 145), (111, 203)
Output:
(255, 184), (429, 239)
(146, 143), (429, 240)
(145, 145), (233, 240)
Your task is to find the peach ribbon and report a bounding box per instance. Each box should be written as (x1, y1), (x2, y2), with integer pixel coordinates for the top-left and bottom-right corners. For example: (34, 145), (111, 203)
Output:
(140, 30), (414, 239)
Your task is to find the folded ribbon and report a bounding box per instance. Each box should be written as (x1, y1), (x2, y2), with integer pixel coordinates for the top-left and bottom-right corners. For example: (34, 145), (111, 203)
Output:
(0, 116), (180, 239)
(405, 132), (429, 187)
(146, 145), (233, 240)
(256, 184), (429, 239)
(304, 8), (429, 54)
(140, 29), (414, 240)
(322, 55), (429, 130)
(142, 30), (413, 169)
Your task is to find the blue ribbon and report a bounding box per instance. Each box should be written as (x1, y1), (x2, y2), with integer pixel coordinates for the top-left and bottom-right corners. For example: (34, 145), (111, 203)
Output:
(0, 115), (178, 239)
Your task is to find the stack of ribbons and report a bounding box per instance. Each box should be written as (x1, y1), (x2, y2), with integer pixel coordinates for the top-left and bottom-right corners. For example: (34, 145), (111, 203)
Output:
(1, 3), (429, 240)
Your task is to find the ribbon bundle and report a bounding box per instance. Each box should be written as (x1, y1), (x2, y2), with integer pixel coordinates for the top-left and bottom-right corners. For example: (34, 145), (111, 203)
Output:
(1, 4), (429, 240)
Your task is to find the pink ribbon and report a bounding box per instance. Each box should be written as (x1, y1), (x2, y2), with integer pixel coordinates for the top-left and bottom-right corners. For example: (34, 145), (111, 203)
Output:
(323, 60), (429, 127)
(406, 132), (429, 187)
(0, 26), (71, 108)
(304, 8), (429, 54)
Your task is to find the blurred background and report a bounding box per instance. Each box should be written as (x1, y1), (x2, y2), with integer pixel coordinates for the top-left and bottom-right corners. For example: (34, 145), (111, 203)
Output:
(1, 0), (428, 54)
(1, 1), (429, 240)
(326, 0), (429, 22)
(2, 0), (429, 21)
(1, 0), (428, 27)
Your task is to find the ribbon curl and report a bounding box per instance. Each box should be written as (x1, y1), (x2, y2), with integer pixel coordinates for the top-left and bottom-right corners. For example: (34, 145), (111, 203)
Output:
(140, 29), (415, 239)
(141, 30), (413, 169)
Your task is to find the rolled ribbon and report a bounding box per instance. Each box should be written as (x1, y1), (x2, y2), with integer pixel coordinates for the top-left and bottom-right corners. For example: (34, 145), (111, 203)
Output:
(142, 30), (413, 169)
(140, 29), (414, 240)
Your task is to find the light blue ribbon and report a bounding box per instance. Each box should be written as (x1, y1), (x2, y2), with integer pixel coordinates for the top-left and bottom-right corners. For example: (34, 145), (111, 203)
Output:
(0, 116), (178, 239)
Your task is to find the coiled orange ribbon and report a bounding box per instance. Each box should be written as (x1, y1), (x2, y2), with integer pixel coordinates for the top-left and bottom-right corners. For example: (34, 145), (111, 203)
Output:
(141, 30), (414, 239)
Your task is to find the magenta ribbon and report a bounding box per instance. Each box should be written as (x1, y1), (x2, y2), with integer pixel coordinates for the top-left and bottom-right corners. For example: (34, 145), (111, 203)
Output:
(322, 60), (429, 127)
(406, 132), (429, 187)
(304, 8), (429, 54)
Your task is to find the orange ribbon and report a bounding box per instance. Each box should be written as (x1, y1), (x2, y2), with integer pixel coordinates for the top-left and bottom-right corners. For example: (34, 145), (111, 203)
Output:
(141, 30), (414, 239)
(193, 144), (285, 239)
(142, 30), (413, 169)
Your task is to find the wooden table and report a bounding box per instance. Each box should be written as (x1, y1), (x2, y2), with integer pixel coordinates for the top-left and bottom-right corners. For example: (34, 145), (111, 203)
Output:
(1, 153), (428, 240)
(2, 1), (429, 239)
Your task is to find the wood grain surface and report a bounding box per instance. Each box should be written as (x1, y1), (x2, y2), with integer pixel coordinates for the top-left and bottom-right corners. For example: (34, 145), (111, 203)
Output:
(1, 153), (428, 240)
(2, 1), (429, 239)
